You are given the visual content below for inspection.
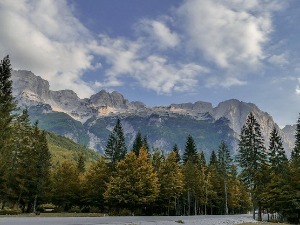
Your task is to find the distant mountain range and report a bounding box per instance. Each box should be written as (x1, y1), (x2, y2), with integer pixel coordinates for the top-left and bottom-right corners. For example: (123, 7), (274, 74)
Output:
(11, 70), (296, 157)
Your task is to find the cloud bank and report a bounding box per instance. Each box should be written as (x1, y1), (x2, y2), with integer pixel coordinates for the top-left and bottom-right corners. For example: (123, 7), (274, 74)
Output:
(0, 0), (284, 97)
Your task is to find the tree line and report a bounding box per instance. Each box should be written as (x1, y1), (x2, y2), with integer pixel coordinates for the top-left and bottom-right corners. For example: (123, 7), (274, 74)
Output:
(1, 56), (300, 222)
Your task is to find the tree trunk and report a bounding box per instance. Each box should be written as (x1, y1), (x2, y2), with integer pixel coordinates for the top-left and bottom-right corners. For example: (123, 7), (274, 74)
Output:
(258, 204), (262, 221)
(224, 181), (228, 215)
(33, 194), (38, 213)
(188, 190), (190, 216)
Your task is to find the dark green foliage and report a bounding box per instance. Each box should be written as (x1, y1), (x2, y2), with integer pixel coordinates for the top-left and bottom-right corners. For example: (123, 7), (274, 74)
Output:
(0, 55), (16, 150)
(132, 131), (143, 156)
(198, 151), (206, 167)
(217, 141), (232, 215)
(143, 135), (150, 152)
(291, 113), (300, 162)
(268, 127), (287, 173)
(105, 119), (127, 169)
(209, 150), (218, 166)
(183, 135), (198, 164)
(237, 112), (268, 220)
(77, 153), (86, 173)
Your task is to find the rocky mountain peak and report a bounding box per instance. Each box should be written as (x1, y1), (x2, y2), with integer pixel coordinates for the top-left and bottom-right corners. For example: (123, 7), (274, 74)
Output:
(89, 90), (128, 109)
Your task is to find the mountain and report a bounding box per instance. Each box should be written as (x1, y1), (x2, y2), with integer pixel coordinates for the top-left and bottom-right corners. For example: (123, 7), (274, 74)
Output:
(11, 70), (296, 156)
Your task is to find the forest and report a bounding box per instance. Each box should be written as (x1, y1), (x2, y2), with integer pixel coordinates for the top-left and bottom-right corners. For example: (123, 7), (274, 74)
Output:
(1, 55), (300, 223)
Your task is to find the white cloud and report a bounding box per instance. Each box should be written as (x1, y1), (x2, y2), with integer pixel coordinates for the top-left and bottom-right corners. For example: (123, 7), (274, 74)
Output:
(0, 0), (96, 98)
(177, 0), (281, 68)
(206, 76), (246, 88)
(137, 19), (180, 49)
(268, 53), (289, 66)
(93, 36), (208, 94)
(296, 78), (300, 95)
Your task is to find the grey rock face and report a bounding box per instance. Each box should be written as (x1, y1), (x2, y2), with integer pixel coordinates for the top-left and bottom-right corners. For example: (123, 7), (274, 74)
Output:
(11, 70), (295, 154)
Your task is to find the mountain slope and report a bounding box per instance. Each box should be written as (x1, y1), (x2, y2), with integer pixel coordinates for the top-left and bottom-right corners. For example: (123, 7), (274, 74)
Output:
(47, 132), (100, 167)
(11, 70), (296, 155)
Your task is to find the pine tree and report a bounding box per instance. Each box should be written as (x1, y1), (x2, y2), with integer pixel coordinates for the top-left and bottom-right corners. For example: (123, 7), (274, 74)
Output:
(105, 119), (127, 170)
(132, 131), (143, 156)
(143, 136), (150, 152)
(77, 153), (86, 173)
(208, 150), (223, 214)
(268, 127), (287, 173)
(183, 135), (198, 164)
(0, 56), (17, 204)
(31, 126), (51, 212)
(217, 141), (232, 215)
(172, 144), (181, 163)
(0, 55), (16, 152)
(291, 113), (300, 162)
(198, 151), (206, 168)
(236, 112), (267, 220)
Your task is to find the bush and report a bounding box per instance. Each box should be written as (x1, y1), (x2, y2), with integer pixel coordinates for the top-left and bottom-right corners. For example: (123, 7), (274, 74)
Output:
(0, 208), (22, 215)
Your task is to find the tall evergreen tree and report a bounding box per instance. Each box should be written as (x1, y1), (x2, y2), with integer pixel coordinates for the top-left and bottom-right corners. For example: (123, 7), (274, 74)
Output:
(268, 127), (287, 173)
(76, 153), (86, 173)
(143, 136), (150, 152)
(0, 55), (16, 152)
(237, 112), (267, 220)
(0, 56), (17, 204)
(291, 113), (300, 162)
(132, 131), (143, 156)
(217, 141), (232, 215)
(105, 119), (127, 169)
(183, 135), (198, 164)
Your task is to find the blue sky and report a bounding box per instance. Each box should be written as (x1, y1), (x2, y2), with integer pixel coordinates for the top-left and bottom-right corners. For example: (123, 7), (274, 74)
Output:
(0, 0), (300, 127)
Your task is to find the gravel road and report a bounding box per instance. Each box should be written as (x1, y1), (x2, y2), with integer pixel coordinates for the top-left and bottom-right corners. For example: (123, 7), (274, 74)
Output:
(0, 214), (256, 225)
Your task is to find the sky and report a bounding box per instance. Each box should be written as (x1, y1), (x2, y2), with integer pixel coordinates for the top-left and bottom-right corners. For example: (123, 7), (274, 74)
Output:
(0, 0), (300, 127)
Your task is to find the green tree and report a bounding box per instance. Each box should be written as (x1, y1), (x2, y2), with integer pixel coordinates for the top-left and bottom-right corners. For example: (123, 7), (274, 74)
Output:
(82, 157), (110, 210)
(132, 131), (143, 156)
(76, 153), (86, 173)
(51, 161), (80, 211)
(183, 135), (198, 164)
(291, 113), (300, 161)
(236, 112), (268, 220)
(31, 125), (51, 212)
(217, 141), (232, 215)
(0, 55), (16, 152)
(105, 119), (127, 170)
(0, 55), (17, 205)
(208, 151), (223, 214)
(268, 127), (287, 173)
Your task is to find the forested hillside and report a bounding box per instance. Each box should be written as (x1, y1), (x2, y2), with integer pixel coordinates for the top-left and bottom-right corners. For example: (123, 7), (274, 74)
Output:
(46, 132), (100, 166)
(2, 56), (300, 223)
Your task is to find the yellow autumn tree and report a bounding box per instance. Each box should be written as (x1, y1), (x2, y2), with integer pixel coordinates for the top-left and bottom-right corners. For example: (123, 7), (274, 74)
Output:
(104, 146), (159, 214)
